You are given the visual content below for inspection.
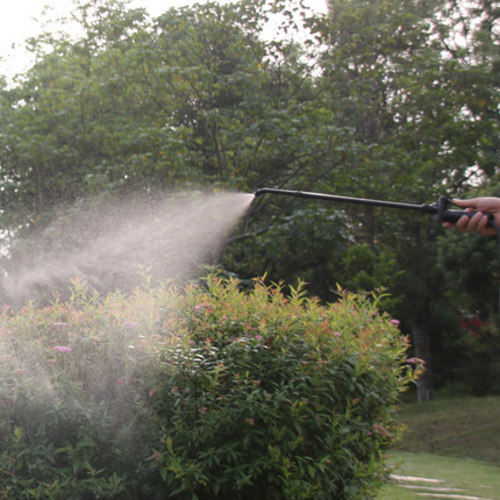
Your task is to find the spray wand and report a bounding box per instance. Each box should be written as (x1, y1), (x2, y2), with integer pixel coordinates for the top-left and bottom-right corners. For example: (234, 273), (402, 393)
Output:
(255, 188), (500, 318)
(254, 188), (496, 228)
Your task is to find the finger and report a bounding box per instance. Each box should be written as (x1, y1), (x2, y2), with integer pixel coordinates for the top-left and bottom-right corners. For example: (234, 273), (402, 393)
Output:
(455, 214), (471, 231)
(452, 198), (479, 209)
(465, 211), (484, 232)
(477, 215), (497, 236)
(478, 214), (489, 229)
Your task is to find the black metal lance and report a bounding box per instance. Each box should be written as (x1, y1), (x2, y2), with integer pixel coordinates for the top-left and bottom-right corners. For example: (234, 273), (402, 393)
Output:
(254, 188), (494, 226)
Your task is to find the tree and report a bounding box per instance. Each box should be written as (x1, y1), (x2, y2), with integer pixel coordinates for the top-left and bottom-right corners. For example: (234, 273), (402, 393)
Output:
(0, 0), (152, 218)
(0, 0), (335, 224)
(296, 0), (500, 399)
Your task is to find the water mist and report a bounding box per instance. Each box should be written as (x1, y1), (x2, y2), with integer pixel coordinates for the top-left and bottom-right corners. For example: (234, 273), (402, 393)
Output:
(0, 191), (254, 305)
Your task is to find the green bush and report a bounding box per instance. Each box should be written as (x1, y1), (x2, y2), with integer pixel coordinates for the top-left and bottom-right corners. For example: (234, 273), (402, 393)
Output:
(0, 276), (417, 499)
(0, 278), (153, 499)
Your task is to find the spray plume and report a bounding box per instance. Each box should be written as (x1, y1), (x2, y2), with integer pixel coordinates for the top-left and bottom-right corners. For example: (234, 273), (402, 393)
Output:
(0, 191), (254, 305)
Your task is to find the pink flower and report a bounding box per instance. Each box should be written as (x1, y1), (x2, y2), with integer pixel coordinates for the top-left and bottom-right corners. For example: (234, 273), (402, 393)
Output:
(123, 321), (138, 329)
(334, 331), (342, 337)
(255, 335), (263, 341)
(115, 376), (137, 385)
(389, 319), (400, 326)
(52, 345), (72, 353)
(407, 357), (425, 366)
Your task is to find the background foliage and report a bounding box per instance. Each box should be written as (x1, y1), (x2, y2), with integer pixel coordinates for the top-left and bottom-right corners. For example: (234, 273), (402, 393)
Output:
(0, 0), (498, 398)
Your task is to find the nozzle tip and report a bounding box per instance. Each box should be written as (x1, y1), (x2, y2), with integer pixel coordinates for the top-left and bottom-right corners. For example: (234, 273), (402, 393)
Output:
(255, 188), (271, 197)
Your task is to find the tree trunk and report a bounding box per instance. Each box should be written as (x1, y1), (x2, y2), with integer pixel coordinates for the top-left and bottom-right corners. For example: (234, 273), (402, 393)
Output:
(364, 205), (375, 250)
(411, 321), (434, 402)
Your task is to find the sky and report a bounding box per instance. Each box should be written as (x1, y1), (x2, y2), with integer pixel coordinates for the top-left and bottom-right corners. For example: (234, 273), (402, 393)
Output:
(0, 0), (327, 79)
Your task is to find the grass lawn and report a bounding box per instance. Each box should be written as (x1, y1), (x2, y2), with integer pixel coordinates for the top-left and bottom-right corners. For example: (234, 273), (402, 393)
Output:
(379, 451), (500, 499)
(395, 394), (500, 464)
(377, 394), (500, 499)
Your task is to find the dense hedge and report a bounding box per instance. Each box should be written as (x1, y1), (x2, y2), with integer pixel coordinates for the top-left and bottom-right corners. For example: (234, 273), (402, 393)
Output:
(0, 276), (418, 499)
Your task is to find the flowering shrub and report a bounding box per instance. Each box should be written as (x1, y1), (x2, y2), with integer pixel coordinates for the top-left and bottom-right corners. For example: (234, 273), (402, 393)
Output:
(0, 276), (417, 498)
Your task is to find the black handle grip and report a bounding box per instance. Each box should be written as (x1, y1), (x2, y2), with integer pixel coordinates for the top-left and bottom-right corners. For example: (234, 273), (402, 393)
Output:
(439, 210), (494, 226)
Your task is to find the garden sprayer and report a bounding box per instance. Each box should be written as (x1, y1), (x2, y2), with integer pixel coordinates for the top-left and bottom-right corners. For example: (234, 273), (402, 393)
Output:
(254, 188), (496, 229)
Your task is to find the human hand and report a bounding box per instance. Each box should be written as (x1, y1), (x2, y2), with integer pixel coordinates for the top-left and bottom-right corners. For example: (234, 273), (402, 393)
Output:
(443, 197), (500, 236)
